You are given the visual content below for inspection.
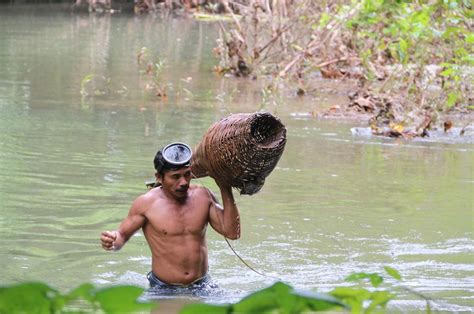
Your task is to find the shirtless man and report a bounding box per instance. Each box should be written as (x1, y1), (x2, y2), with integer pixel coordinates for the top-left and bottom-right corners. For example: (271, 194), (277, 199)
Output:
(100, 142), (240, 291)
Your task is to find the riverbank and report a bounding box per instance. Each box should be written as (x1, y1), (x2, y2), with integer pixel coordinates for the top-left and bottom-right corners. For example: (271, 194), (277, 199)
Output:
(209, 1), (473, 140)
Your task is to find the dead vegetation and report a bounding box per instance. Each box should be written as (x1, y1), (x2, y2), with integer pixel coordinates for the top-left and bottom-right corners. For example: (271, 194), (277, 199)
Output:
(213, 0), (473, 138)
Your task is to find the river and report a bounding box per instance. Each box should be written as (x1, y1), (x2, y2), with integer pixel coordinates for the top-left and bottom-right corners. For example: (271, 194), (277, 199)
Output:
(0, 5), (473, 312)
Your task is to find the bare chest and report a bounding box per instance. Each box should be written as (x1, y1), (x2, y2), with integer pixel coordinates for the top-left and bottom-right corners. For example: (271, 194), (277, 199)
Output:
(144, 200), (209, 237)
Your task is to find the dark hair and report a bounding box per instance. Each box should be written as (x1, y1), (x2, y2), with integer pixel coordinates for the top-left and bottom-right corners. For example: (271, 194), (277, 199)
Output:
(154, 145), (191, 176)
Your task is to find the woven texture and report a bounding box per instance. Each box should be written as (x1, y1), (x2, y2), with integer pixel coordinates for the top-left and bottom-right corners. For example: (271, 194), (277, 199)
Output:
(192, 112), (287, 195)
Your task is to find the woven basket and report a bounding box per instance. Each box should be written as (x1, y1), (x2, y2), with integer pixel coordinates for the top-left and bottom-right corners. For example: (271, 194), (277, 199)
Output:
(191, 112), (287, 195)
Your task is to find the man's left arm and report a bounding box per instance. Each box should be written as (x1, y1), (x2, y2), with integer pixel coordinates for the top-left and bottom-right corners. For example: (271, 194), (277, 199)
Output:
(208, 181), (241, 240)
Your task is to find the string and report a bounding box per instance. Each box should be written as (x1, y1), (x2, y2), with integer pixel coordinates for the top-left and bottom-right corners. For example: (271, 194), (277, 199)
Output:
(194, 175), (281, 281)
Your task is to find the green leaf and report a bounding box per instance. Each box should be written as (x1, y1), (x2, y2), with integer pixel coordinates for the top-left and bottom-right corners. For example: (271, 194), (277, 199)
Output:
(94, 286), (155, 314)
(319, 13), (331, 29)
(65, 283), (96, 303)
(446, 92), (458, 108)
(0, 282), (61, 314)
(461, 55), (474, 66)
(180, 303), (229, 314)
(367, 291), (393, 311)
(440, 68), (454, 77)
(291, 289), (348, 311)
(330, 287), (371, 313)
(398, 38), (408, 63)
(345, 272), (384, 287)
(230, 282), (344, 313)
(466, 33), (474, 45)
(384, 266), (402, 281)
(233, 282), (291, 313)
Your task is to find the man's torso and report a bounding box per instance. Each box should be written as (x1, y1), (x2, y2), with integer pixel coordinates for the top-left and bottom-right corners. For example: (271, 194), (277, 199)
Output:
(141, 185), (213, 284)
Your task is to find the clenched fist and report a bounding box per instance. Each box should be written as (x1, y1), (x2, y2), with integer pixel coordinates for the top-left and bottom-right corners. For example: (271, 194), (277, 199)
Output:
(101, 230), (118, 251)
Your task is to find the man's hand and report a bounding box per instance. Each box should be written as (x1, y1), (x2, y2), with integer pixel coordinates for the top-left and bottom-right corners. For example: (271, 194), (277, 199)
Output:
(101, 231), (118, 251)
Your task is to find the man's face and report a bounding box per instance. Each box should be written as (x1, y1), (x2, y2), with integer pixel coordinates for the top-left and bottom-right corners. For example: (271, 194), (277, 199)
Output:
(158, 166), (192, 200)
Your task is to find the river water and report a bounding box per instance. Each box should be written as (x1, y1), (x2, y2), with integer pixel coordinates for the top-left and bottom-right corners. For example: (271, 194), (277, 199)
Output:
(0, 6), (473, 312)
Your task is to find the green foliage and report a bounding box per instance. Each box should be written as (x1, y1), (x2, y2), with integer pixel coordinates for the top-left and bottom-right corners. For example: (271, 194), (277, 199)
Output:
(181, 282), (347, 314)
(0, 268), (429, 314)
(181, 268), (405, 314)
(347, 0), (472, 109)
(94, 286), (155, 314)
(334, 270), (397, 313)
(0, 282), (62, 313)
(345, 272), (384, 287)
(0, 282), (155, 314)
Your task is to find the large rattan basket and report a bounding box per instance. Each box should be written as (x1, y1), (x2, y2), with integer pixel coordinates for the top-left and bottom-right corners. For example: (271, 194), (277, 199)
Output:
(191, 112), (287, 195)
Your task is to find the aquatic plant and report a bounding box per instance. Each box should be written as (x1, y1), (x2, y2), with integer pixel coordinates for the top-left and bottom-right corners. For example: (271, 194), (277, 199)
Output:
(80, 74), (95, 97)
(137, 47), (169, 99)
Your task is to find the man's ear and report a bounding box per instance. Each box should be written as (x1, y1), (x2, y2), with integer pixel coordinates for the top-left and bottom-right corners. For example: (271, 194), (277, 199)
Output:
(155, 172), (162, 183)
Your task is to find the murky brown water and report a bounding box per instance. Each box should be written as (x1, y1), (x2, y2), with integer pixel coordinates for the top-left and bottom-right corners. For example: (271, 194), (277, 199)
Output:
(0, 5), (473, 312)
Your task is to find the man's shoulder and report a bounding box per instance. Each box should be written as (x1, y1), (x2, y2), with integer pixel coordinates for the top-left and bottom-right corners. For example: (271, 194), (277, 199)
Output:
(189, 185), (211, 195)
(140, 187), (162, 200)
(131, 189), (161, 212)
(189, 185), (215, 201)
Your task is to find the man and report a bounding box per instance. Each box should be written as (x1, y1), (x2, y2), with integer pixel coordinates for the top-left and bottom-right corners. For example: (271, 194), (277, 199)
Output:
(100, 142), (240, 293)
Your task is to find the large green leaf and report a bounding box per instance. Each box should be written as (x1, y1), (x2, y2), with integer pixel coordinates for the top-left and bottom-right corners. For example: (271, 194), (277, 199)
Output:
(94, 285), (156, 314)
(233, 282), (291, 313)
(233, 282), (344, 314)
(181, 282), (345, 314)
(180, 303), (229, 314)
(291, 289), (348, 312)
(0, 282), (61, 314)
(65, 283), (96, 303)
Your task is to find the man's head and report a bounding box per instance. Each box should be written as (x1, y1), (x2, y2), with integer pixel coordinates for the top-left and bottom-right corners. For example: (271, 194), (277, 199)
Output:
(154, 143), (193, 199)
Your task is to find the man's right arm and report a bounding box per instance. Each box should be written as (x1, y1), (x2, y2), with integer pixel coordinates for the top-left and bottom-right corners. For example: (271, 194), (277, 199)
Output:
(100, 194), (148, 251)
(208, 180), (241, 240)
